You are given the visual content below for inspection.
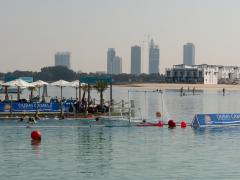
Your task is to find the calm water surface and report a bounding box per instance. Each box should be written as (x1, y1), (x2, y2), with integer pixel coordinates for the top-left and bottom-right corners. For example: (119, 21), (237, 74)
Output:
(1, 87), (240, 179)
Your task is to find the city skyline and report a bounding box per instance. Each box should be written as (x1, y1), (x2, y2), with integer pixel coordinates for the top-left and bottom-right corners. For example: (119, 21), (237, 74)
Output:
(1, 0), (240, 73)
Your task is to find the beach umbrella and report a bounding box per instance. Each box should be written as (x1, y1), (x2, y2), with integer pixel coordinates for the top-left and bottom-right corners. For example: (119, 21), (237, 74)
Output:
(2, 79), (33, 100)
(67, 80), (86, 100)
(31, 80), (49, 97)
(32, 80), (49, 87)
(3, 79), (33, 87)
(51, 80), (69, 101)
(0, 82), (9, 100)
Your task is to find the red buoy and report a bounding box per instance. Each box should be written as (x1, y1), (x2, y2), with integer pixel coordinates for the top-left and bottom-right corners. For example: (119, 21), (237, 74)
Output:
(168, 120), (176, 128)
(31, 130), (42, 141)
(181, 121), (187, 128)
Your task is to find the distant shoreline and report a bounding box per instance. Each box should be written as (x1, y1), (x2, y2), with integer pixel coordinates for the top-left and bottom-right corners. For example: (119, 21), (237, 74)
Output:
(114, 83), (240, 90)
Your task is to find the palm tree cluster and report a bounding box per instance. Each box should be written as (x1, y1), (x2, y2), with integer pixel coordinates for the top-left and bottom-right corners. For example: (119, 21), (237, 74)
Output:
(80, 81), (108, 113)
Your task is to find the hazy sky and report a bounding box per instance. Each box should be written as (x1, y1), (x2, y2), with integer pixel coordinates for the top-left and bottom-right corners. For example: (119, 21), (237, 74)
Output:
(1, 0), (240, 74)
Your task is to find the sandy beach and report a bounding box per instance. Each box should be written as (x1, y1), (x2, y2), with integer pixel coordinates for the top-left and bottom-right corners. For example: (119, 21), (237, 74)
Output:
(116, 83), (240, 90)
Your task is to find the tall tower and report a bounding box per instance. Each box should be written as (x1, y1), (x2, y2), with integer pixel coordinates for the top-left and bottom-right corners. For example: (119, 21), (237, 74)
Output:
(183, 43), (195, 65)
(149, 39), (160, 74)
(55, 52), (71, 69)
(107, 48), (116, 74)
(131, 46), (141, 75)
(112, 56), (122, 74)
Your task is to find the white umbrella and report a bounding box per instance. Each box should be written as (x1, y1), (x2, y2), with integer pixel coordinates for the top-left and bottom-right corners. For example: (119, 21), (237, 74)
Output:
(31, 80), (49, 98)
(2, 79), (33, 87)
(2, 79), (33, 100)
(31, 80), (49, 87)
(67, 80), (80, 88)
(51, 80), (69, 116)
(51, 80), (69, 101)
(67, 80), (86, 100)
(51, 80), (69, 87)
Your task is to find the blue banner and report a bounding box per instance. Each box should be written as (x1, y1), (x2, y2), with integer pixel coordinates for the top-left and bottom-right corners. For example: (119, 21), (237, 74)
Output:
(0, 102), (62, 112)
(196, 114), (240, 126)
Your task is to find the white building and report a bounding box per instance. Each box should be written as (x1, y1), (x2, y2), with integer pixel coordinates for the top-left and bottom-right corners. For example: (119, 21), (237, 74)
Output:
(55, 52), (71, 69)
(201, 64), (218, 84)
(166, 64), (203, 83)
(166, 64), (240, 84)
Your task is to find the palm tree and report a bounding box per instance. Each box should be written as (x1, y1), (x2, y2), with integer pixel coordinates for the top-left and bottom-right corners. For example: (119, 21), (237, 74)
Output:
(87, 83), (92, 109)
(94, 81), (108, 109)
(81, 84), (88, 112)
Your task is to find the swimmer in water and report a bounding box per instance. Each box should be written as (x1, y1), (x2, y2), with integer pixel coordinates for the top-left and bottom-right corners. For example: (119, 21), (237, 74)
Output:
(28, 117), (37, 124)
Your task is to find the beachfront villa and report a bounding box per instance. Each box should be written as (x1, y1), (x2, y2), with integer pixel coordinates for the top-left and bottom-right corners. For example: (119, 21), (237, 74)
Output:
(165, 64), (240, 84)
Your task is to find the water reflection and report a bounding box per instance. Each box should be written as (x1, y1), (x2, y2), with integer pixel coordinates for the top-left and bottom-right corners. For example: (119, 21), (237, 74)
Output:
(75, 128), (112, 175)
(193, 126), (240, 136)
(31, 139), (41, 149)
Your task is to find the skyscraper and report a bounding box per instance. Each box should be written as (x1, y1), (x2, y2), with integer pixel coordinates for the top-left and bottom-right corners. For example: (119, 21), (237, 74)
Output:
(112, 56), (122, 74)
(131, 46), (141, 75)
(149, 39), (160, 74)
(107, 48), (116, 74)
(183, 43), (195, 65)
(55, 52), (71, 69)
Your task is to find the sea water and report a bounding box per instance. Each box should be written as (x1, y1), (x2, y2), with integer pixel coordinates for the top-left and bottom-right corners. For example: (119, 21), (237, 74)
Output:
(1, 87), (240, 179)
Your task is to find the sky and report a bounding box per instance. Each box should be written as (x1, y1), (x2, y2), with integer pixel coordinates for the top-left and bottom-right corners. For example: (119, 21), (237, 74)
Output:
(1, 0), (240, 74)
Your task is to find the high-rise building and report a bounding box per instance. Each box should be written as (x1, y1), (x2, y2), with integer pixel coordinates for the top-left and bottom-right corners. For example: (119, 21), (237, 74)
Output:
(55, 52), (71, 69)
(131, 46), (141, 75)
(149, 39), (160, 74)
(107, 48), (116, 74)
(183, 43), (195, 65)
(112, 56), (122, 74)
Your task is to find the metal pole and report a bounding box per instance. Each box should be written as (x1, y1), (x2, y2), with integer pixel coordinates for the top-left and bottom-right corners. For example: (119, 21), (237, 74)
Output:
(17, 86), (20, 101)
(161, 91), (164, 122)
(75, 87), (78, 100)
(38, 86), (41, 99)
(10, 95), (13, 117)
(4, 86), (9, 100)
(128, 90), (131, 122)
(60, 86), (63, 101)
(60, 86), (63, 117)
(87, 83), (90, 110)
(110, 82), (112, 106)
(78, 81), (81, 113)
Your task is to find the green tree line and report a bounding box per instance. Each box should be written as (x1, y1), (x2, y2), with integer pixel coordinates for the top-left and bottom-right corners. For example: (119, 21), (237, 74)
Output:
(0, 66), (165, 84)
